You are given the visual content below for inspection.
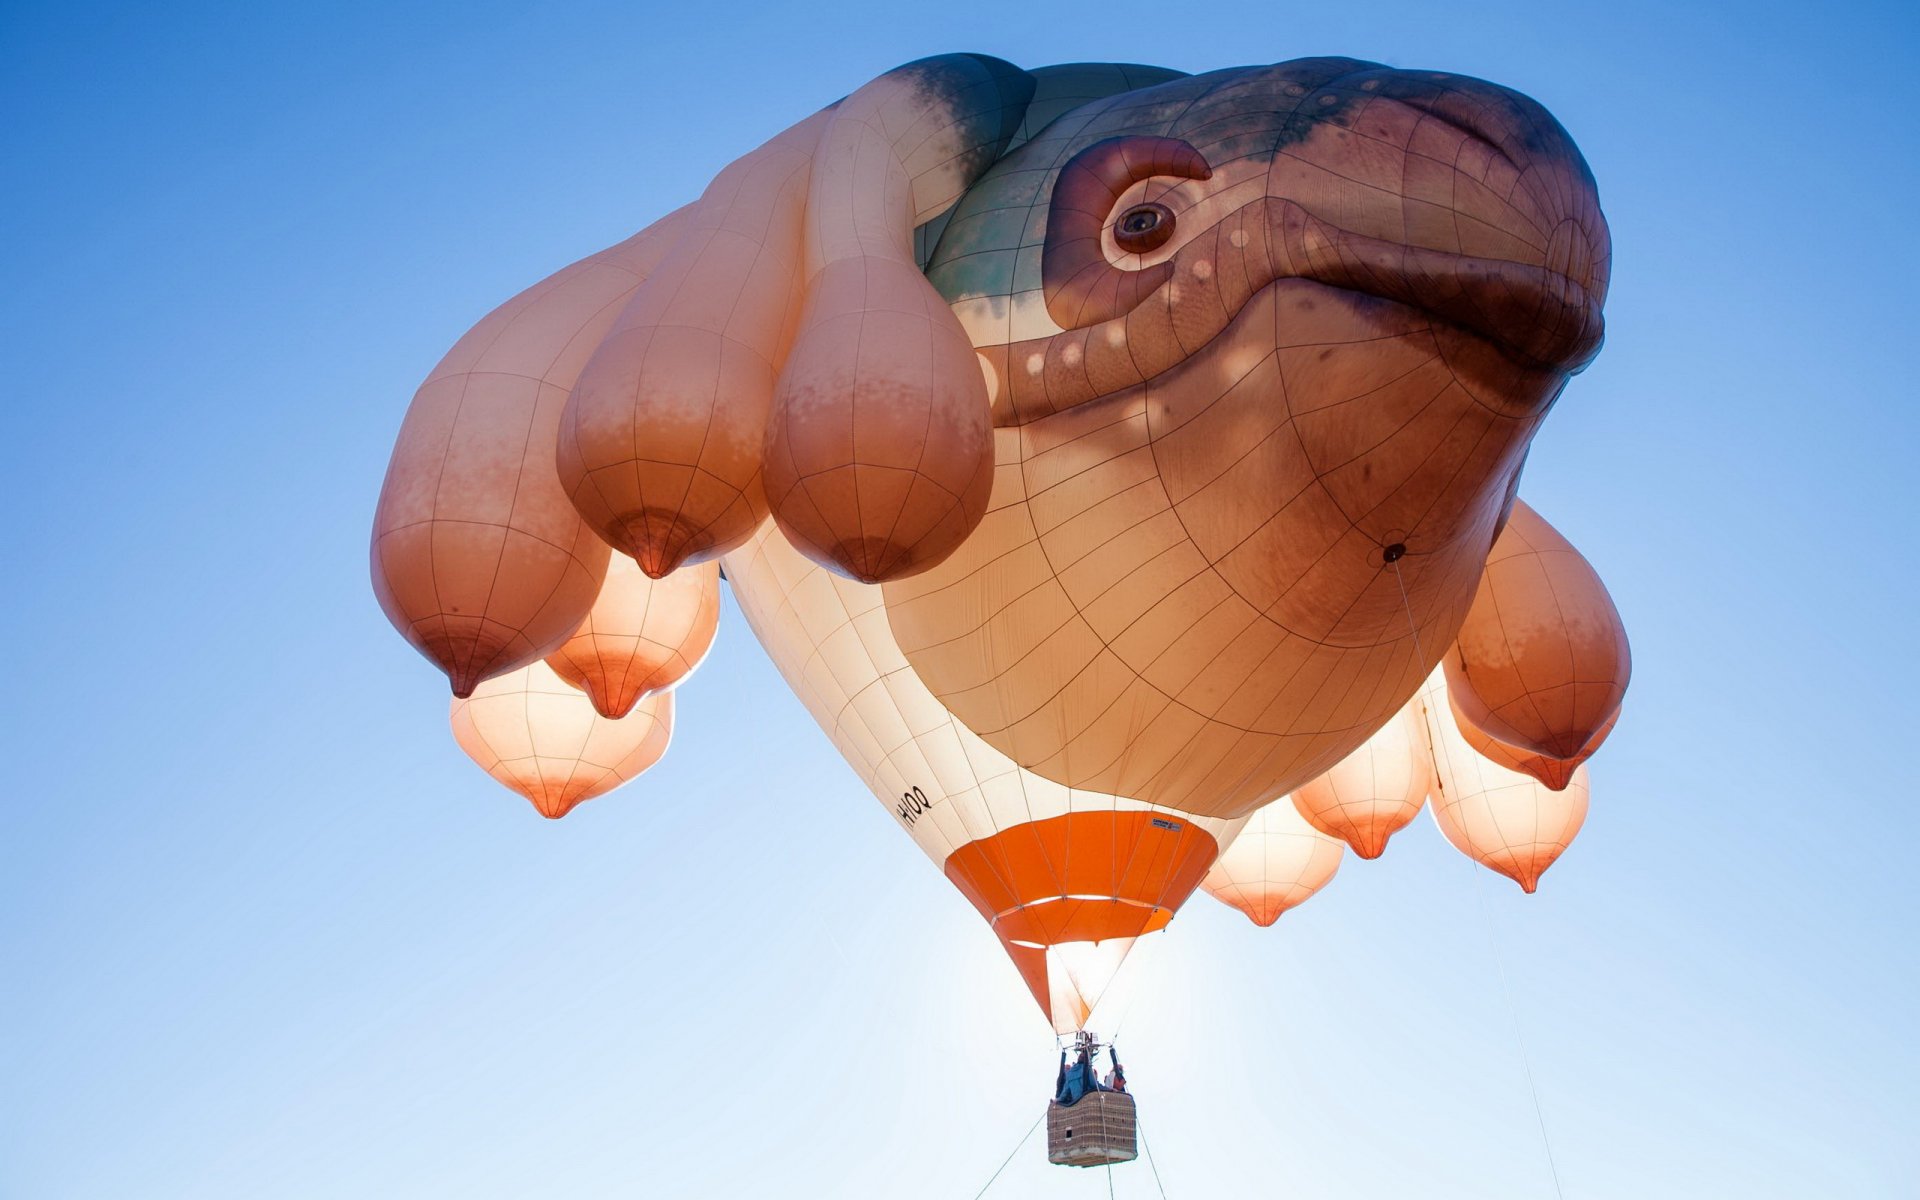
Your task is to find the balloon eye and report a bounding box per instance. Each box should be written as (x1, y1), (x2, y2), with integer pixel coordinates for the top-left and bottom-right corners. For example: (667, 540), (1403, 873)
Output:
(1114, 202), (1175, 253)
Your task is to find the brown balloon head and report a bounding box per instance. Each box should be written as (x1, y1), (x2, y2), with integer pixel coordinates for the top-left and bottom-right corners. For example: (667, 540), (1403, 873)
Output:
(890, 58), (1616, 816)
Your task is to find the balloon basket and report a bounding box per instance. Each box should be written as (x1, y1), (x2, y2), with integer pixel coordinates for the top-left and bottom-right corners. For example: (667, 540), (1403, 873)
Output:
(1046, 1091), (1138, 1167)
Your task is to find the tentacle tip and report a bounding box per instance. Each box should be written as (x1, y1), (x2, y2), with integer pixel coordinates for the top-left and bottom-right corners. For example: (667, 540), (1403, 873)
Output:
(633, 555), (679, 581)
(825, 536), (909, 584)
(590, 694), (640, 721)
(614, 508), (708, 579)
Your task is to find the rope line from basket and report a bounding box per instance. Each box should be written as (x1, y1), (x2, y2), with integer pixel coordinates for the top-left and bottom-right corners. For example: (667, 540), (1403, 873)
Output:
(971, 1109), (1045, 1198)
(1138, 1119), (1169, 1199)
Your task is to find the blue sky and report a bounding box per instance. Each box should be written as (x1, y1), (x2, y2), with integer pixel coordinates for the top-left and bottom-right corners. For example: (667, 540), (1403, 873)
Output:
(2, 0), (1915, 1195)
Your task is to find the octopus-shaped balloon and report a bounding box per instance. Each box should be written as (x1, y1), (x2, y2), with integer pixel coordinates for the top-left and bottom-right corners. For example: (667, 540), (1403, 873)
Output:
(372, 53), (1630, 1033)
(374, 53), (1616, 820)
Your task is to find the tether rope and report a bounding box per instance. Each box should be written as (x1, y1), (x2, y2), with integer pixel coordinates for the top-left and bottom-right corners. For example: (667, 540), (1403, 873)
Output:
(971, 1109), (1044, 1198)
(1391, 556), (1567, 1200)
(1463, 852), (1568, 1200)
(1138, 1119), (1169, 1199)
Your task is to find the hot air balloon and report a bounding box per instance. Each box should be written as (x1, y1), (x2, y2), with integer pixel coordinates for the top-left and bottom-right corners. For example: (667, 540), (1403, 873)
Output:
(1201, 797), (1344, 926)
(1444, 499), (1630, 767)
(1290, 702), (1434, 859)
(544, 555), (720, 719)
(372, 215), (687, 696)
(371, 53), (1630, 1171)
(722, 519), (1246, 1033)
(449, 661), (673, 819)
(1420, 671), (1588, 892)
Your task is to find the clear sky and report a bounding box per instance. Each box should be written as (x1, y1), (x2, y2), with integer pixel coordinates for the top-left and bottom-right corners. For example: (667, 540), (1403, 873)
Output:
(3, 0), (1916, 1196)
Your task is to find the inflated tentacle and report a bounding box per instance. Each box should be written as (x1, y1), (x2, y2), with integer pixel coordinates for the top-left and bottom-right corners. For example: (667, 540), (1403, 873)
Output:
(763, 54), (1035, 583)
(1445, 499), (1630, 763)
(372, 211), (687, 696)
(1452, 696), (1616, 792)
(558, 111), (828, 577)
(1291, 703), (1434, 859)
(1200, 798), (1344, 927)
(544, 553), (721, 719)
(1423, 671), (1589, 894)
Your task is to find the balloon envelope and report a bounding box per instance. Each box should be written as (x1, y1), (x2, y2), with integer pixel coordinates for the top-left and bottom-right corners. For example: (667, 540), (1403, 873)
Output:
(1421, 671), (1588, 893)
(761, 57), (1029, 583)
(1445, 499), (1630, 760)
(546, 555), (720, 718)
(1452, 691), (1617, 791)
(372, 221), (684, 696)
(1202, 797), (1344, 926)
(557, 118), (824, 578)
(449, 661), (673, 819)
(1291, 702), (1433, 859)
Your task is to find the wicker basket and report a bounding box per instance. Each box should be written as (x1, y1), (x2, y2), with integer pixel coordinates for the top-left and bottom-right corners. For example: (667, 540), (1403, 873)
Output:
(1046, 1091), (1138, 1167)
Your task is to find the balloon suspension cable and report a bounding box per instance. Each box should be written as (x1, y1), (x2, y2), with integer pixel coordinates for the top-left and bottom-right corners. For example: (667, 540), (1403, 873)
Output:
(971, 1110), (1045, 1199)
(1385, 547), (1425, 665)
(1389, 551), (1566, 1200)
(1138, 1119), (1170, 1200)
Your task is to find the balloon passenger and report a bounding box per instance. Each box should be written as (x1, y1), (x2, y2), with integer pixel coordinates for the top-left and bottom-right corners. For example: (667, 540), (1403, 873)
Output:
(1055, 1046), (1099, 1106)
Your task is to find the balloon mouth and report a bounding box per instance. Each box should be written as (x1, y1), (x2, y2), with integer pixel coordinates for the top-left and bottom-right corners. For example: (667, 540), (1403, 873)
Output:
(1003, 934), (1151, 1034)
(992, 897), (1174, 946)
(1280, 82), (1607, 373)
(1253, 199), (1605, 375)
